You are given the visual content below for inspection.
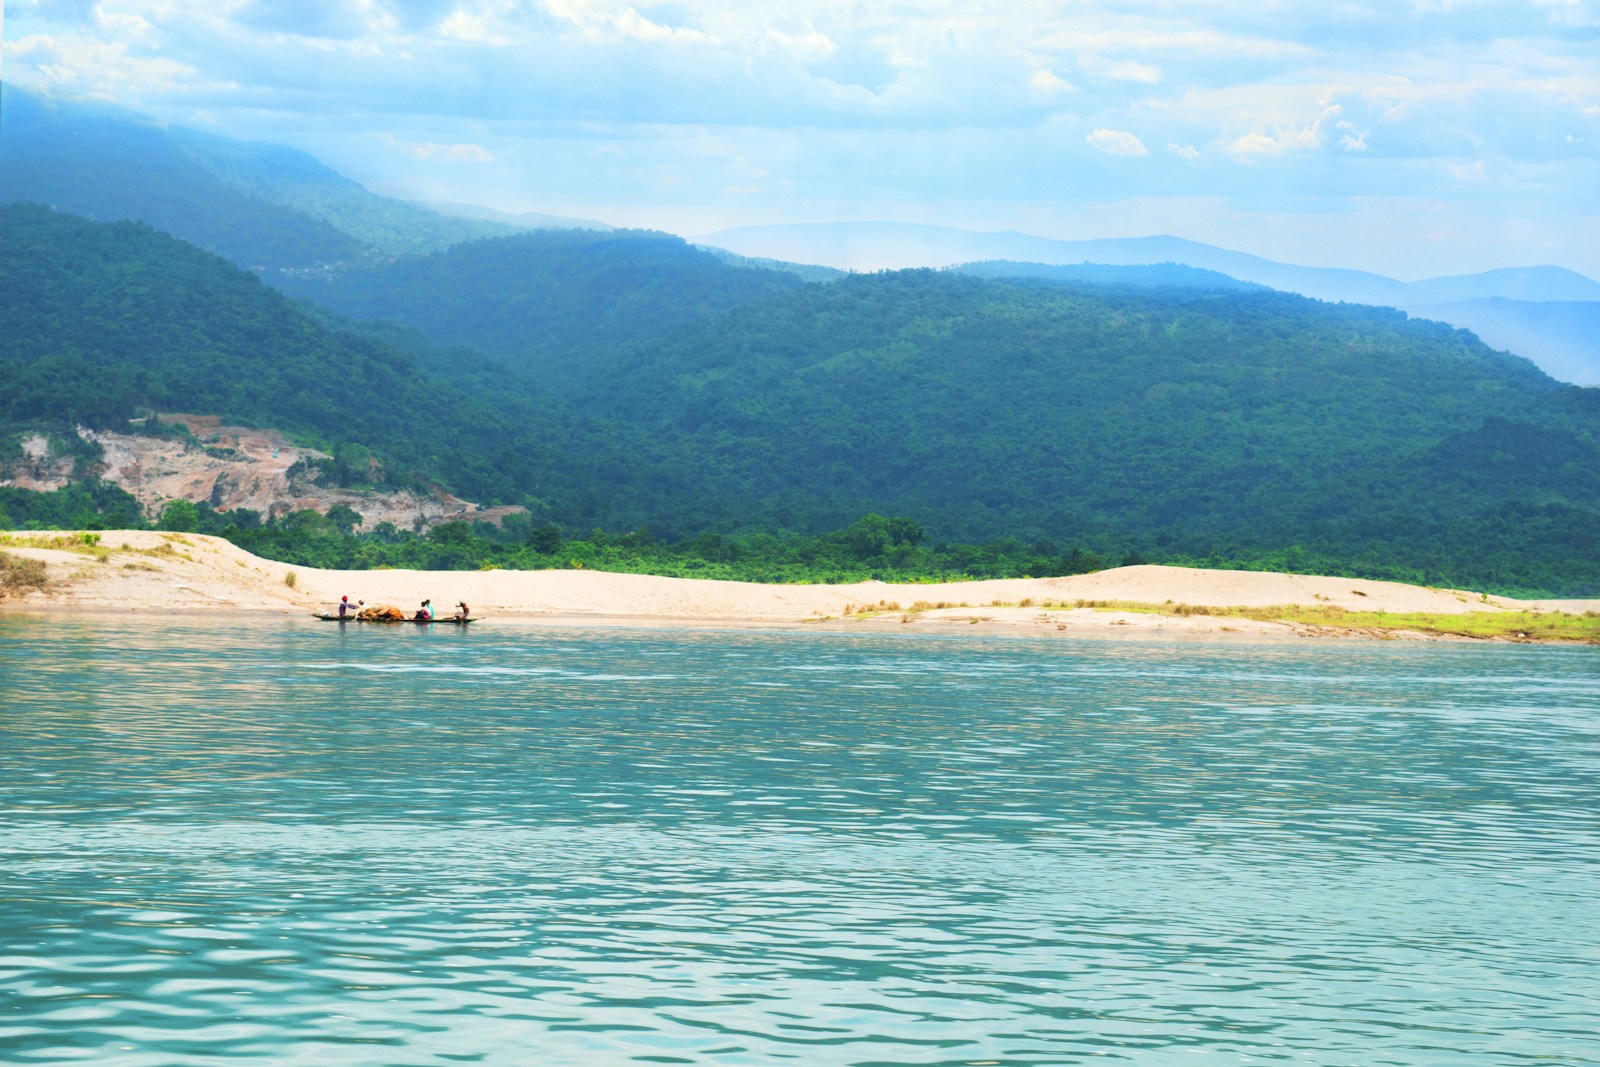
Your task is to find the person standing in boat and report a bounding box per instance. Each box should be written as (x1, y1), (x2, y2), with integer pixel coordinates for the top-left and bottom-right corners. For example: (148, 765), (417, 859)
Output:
(414, 599), (434, 621)
(452, 601), (471, 620)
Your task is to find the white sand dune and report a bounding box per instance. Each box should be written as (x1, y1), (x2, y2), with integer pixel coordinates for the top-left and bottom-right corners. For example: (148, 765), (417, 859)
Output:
(3, 531), (1595, 640)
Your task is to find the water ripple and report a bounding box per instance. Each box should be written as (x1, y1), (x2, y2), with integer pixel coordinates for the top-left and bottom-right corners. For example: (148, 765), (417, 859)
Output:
(2, 618), (1597, 1065)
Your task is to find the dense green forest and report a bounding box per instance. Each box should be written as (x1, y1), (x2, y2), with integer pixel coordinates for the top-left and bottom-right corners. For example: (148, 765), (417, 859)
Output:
(549, 270), (1600, 592)
(274, 227), (807, 383)
(4, 203), (1599, 595)
(0, 204), (658, 519)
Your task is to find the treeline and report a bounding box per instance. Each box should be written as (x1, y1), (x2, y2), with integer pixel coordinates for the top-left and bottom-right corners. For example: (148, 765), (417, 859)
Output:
(228, 511), (1136, 584)
(0, 483), (1130, 582)
(3, 481), (1590, 597)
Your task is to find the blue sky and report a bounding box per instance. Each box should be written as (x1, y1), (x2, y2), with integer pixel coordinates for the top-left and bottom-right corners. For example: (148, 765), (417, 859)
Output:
(4, 0), (1598, 278)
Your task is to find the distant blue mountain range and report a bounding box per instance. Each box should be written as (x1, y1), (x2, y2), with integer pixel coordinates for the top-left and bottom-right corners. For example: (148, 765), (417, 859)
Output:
(4, 78), (1593, 388)
(696, 222), (1600, 385)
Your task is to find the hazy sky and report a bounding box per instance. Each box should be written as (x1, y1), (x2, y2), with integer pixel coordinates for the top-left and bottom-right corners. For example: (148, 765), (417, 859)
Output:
(5, 0), (1598, 278)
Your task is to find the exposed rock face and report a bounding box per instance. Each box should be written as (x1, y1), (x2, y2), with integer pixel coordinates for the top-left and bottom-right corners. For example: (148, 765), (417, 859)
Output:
(5, 416), (523, 530)
(0, 434), (77, 492)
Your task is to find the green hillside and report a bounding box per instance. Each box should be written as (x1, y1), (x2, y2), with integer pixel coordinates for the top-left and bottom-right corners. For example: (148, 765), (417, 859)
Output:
(557, 271), (1600, 593)
(167, 128), (517, 255)
(5, 204), (1598, 594)
(0, 204), (627, 515)
(274, 229), (807, 384)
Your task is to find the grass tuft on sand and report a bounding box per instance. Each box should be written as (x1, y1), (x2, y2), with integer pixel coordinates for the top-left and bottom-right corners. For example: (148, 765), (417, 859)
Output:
(0, 550), (51, 596)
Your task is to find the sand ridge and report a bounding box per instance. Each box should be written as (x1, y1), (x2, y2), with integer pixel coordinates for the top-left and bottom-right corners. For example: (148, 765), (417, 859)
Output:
(3, 531), (1596, 640)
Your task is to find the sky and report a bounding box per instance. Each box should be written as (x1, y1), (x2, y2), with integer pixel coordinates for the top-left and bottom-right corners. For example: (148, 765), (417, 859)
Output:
(4, 0), (1598, 279)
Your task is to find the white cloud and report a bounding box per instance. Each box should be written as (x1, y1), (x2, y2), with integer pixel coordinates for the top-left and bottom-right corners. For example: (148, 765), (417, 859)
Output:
(1531, 0), (1600, 27)
(7, 0), (1600, 279)
(1229, 132), (1280, 155)
(542, 1), (715, 44)
(1228, 104), (1343, 156)
(1029, 69), (1074, 98)
(5, 32), (204, 96)
(1037, 25), (1312, 61)
(1077, 52), (1162, 84)
(1335, 117), (1372, 151)
(439, 11), (509, 45)
(764, 26), (836, 64)
(1086, 128), (1148, 157)
(379, 133), (495, 162)
(613, 8), (708, 44)
(94, 10), (155, 40)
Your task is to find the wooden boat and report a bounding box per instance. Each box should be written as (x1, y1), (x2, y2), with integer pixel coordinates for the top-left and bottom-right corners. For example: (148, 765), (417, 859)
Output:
(312, 613), (477, 624)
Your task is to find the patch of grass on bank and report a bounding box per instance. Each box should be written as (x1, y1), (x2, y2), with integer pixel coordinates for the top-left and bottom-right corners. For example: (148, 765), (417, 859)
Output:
(0, 550), (50, 595)
(828, 596), (1598, 643)
(1047, 599), (1600, 643)
(1248, 606), (1600, 642)
(0, 531), (195, 565)
(0, 531), (105, 554)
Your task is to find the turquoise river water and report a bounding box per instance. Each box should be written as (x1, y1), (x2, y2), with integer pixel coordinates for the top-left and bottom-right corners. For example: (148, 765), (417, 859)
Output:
(2, 616), (1598, 1066)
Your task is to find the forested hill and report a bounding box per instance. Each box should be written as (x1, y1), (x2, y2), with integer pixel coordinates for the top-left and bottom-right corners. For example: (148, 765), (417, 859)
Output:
(165, 127), (516, 255)
(559, 270), (1600, 593)
(0, 204), (643, 515)
(273, 229), (807, 383)
(6, 204), (1600, 593)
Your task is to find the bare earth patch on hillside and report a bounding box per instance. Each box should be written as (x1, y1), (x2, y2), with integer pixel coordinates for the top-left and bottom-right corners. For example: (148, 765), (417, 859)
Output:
(3, 417), (523, 530)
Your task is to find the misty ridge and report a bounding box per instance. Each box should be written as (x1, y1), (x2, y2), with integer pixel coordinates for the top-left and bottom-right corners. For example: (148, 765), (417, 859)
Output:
(3, 83), (1596, 387)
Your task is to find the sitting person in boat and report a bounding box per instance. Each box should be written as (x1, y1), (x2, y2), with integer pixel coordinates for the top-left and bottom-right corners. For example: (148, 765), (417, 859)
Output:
(336, 595), (364, 618)
(452, 601), (470, 620)
(414, 599), (434, 621)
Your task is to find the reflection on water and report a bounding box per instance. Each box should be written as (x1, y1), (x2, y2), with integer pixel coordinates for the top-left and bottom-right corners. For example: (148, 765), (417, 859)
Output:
(2, 617), (1598, 1065)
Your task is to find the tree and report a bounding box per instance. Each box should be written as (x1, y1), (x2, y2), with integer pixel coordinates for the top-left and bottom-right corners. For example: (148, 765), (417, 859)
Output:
(157, 499), (199, 532)
(326, 504), (363, 535)
(842, 513), (926, 560)
(429, 520), (473, 544)
(526, 524), (563, 554)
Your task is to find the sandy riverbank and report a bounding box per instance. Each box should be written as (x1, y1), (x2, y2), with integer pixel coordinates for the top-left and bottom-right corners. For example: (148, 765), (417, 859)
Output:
(3, 531), (1597, 641)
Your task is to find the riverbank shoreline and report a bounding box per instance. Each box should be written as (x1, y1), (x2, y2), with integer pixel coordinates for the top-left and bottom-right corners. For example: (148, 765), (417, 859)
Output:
(4, 531), (1597, 644)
